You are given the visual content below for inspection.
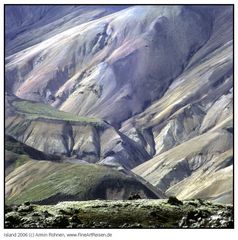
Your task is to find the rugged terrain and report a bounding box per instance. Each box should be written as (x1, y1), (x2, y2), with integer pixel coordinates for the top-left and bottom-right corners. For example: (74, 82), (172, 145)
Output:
(6, 93), (152, 168)
(5, 199), (233, 228)
(5, 4), (233, 214)
(5, 134), (162, 205)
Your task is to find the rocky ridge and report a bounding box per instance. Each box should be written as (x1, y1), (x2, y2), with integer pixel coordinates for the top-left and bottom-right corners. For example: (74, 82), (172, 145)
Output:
(5, 198), (233, 228)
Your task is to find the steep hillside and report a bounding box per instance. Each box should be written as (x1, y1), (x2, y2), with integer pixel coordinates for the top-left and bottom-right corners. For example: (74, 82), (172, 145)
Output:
(5, 6), (126, 56)
(5, 5), (233, 205)
(5, 136), (163, 204)
(133, 130), (233, 203)
(6, 5), (214, 127)
(6, 160), (162, 205)
(5, 93), (151, 168)
(128, 7), (233, 203)
(5, 134), (60, 175)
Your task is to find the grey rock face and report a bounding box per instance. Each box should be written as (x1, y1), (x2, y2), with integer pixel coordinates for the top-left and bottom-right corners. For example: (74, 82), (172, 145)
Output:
(5, 113), (150, 169)
(6, 6), (212, 126)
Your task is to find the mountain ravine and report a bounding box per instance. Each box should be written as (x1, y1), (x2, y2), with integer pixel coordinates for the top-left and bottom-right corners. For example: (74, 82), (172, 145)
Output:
(4, 4), (233, 227)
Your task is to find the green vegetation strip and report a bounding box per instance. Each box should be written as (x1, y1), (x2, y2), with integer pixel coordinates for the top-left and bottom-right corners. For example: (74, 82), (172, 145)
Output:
(12, 100), (102, 124)
(6, 163), (128, 205)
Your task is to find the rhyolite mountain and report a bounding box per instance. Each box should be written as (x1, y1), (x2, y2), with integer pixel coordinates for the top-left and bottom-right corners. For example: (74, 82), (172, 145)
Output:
(5, 131), (163, 204)
(5, 5), (233, 204)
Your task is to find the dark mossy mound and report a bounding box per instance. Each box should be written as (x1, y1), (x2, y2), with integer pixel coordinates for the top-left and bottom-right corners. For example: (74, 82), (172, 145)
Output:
(5, 199), (233, 229)
(5, 135), (59, 161)
(6, 160), (160, 205)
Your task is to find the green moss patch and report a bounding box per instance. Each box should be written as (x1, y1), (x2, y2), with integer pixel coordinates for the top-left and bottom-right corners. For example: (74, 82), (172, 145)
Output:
(6, 162), (139, 205)
(12, 100), (102, 124)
